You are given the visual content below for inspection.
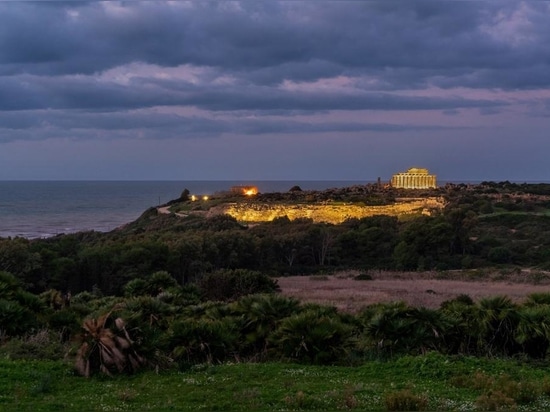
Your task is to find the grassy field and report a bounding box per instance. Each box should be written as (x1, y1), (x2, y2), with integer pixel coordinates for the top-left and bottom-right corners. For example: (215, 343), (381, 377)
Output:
(3, 353), (550, 411)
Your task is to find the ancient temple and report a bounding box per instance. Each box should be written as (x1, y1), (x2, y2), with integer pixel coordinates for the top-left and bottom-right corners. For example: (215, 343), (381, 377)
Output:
(391, 167), (436, 189)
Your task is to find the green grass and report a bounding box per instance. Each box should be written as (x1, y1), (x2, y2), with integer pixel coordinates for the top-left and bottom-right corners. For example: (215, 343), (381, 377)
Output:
(3, 354), (550, 411)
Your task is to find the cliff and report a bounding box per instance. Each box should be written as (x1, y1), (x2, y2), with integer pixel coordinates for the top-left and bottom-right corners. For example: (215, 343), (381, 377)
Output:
(212, 197), (446, 224)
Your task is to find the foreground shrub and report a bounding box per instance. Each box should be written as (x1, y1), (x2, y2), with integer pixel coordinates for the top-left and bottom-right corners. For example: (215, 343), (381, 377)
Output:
(384, 389), (428, 411)
(75, 308), (146, 377)
(169, 317), (239, 366)
(0, 271), (45, 336)
(269, 307), (355, 364)
(0, 329), (68, 360)
(360, 302), (447, 357)
(475, 390), (516, 411)
(229, 294), (301, 358)
(123, 271), (180, 297)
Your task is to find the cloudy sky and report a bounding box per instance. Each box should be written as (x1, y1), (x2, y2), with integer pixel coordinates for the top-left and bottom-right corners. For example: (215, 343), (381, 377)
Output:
(1, 1), (549, 182)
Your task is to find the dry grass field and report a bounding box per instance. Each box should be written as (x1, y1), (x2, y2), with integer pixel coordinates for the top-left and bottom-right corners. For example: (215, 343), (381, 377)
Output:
(276, 269), (550, 312)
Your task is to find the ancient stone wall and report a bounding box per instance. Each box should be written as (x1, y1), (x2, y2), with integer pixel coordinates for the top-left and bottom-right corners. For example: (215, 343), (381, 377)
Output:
(217, 197), (446, 224)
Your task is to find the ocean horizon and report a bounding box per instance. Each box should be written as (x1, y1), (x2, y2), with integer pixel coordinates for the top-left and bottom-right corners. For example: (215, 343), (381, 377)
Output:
(1, 179), (546, 239)
(0, 180), (367, 239)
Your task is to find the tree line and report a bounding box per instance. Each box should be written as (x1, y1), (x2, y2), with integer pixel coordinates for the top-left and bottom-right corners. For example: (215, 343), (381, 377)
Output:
(2, 184), (550, 295)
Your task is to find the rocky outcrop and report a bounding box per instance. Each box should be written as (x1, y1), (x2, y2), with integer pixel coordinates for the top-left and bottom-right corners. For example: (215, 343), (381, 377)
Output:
(217, 197), (446, 224)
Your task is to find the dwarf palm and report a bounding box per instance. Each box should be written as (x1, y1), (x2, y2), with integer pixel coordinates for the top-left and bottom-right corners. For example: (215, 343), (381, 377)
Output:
(229, 294), (301, 358)
(75, 307), (145, 377)
(439, 296), (482, 355)
(169, 317), (239, 366)
(477, 296), (520, 356)
(268, 307), (354, 365)
(516, 305), (550, 358)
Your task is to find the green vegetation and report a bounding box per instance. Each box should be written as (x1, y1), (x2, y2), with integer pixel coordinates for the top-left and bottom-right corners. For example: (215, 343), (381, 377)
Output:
(3, 354), (550, 411)
(2, 182), (550, 410)
(1, 182), (550, 296)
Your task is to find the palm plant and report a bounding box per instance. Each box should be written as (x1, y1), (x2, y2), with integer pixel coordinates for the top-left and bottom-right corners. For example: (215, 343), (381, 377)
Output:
(169, 317), (239, 366)
(516, 305), (550, 358)
(524, 293), (550, 307)
(360, 302), (447, 357)
(477, 296), (521, 356)
(360, 302), (414, 357)
(268, 307), (355, 365)
(229, 294), (301, 358)
(75, 307), (145, 377)
(439, 295), (482, 355)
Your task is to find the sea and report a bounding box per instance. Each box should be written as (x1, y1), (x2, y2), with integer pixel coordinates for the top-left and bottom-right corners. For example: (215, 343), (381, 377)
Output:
(0, 181), (366, 239)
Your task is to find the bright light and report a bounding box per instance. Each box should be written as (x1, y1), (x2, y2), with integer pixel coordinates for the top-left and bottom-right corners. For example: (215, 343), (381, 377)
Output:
(244, 189), (257, 196)
(203, 196), (209, 201)
(191, 195), (197, 201)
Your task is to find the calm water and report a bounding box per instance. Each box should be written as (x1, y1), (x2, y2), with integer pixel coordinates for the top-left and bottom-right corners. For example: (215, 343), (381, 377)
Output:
(0, 181), (364, 239)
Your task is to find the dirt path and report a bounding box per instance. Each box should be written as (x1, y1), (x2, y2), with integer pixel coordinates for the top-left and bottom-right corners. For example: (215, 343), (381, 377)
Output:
(157, 206), (187, 218)
(276, 271), (550, 311)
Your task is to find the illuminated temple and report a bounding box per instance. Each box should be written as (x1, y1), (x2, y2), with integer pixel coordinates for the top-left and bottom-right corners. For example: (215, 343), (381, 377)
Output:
(391, 167), (437, 189)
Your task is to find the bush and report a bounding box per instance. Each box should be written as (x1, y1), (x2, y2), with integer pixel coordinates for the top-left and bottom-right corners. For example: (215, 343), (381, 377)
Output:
(269, 308), (354, 364)
(475, 390), (516, 411)
(169, 317), (239, 366)
(354, 273), (373, 281)
(384, 389), (428, 411)
(488, 247), (512, 264)
(198, 269), (279, 301)
(0, 329), (68, 360)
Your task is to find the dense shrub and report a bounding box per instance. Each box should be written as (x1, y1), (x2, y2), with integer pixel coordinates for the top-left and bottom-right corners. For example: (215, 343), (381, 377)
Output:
(268, 307), (355, 364)
(169, 318), (239, 366)
(385, 389), (428, 411)
(198, 269), (279, 301)
(0, 329), (68, 360)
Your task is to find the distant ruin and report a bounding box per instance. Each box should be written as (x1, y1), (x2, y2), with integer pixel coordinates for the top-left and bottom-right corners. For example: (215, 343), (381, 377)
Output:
(391, 167), (437, 189)
(217, 197), (446, 224)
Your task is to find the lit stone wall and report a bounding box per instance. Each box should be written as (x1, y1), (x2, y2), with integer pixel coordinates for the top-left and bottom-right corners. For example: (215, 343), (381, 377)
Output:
(391, 168), (437, 189)
(214, 197), (446, 224)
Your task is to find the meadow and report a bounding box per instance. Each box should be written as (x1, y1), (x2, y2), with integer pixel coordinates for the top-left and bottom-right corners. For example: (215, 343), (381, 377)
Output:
(3, 354), (550, 411)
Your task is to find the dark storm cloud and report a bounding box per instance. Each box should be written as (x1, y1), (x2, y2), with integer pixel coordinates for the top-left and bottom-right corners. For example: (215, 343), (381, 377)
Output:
(0, 109), (470, 144)
(0, 0), (549, 148)
(1, 1), (549, 88)
(0, 71), (504, 114)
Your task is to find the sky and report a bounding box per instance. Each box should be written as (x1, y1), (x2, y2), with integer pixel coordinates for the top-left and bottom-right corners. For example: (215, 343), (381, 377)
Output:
(1, 1), (550, 182)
